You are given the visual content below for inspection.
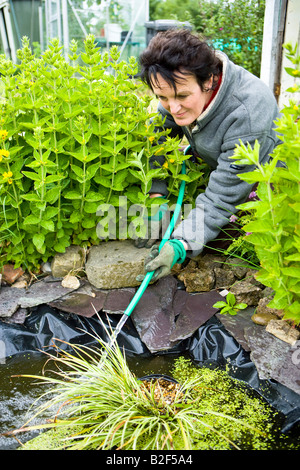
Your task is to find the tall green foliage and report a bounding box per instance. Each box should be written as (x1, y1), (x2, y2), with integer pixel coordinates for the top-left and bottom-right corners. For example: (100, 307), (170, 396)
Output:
(229, 44), (300, 324)
(0, 35), (195, 271)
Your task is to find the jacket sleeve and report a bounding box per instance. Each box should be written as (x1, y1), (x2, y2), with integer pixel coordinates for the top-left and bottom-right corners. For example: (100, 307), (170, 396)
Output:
(149, 103), (184, 196)
(172, 132), (276, 257)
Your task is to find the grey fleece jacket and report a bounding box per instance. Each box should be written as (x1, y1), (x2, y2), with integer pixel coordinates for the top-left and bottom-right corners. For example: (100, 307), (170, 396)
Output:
(150, 52), (281, 257)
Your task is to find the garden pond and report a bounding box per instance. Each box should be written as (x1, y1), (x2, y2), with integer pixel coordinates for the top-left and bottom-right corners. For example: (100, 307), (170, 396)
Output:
(0, 308), (299, 450)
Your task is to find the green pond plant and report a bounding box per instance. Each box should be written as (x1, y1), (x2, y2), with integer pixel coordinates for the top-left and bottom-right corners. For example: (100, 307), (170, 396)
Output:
(229, 43), (300, 325)
(0, 35), (203, 272)
(10, 334), (297, 451)
(213, 291), (247, 316)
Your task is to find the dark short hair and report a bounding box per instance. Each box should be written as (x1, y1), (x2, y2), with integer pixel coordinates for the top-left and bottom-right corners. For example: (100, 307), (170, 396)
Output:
(139, 29), (222, 93)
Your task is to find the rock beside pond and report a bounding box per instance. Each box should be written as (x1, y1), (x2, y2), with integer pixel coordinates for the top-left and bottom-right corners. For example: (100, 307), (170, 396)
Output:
(251, 297), (284, 326)
(229, 279), (263, 306)
(251, 311), (277, 326)
(85, 240), (150, 289)
(51, 245), (86, 278)
(266, 319), (300, 346)
(177, 260), (215, 292)
(1, 264), (24, 285)
(256, 296), (284, 317)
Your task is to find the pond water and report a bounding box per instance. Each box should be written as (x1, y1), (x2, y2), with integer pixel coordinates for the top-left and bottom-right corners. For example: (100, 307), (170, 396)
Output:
(0, 350), (182, 450)
(1, 310), (299, 450)
(1, 349), (300, 451)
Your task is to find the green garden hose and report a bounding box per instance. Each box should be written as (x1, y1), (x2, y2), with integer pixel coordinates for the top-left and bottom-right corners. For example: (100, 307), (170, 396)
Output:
(123, 150), (188, 318)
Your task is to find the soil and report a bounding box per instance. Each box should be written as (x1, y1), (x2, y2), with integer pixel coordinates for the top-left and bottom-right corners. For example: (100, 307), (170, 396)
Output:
(139, 376), (183, 407)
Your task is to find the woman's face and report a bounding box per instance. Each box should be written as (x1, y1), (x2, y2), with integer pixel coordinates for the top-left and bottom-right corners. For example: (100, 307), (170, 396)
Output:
(151, 72), (213, 126)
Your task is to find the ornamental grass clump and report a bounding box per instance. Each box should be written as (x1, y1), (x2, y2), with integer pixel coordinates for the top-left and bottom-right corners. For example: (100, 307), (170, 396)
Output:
(0, 35), (200, 272)
(11, 335), (292, 451)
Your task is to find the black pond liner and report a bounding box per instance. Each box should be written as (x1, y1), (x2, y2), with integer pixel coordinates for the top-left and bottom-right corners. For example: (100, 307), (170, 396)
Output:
(0, 304), (300, 436)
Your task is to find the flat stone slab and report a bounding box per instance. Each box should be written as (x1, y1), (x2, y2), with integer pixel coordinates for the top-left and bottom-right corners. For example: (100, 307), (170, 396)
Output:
(170, 290), (224, 342)
(131, 276), (222, 353)
(18, 278), (78, 309)
(49, 284), (137, 318)
(85, 240), (150, 289)
(0, 287), (26, 317)
(0, 277), (79, 318)
(216, 307), (257, 352)
(103, 288), (136, 314)
(244, 324), (300, 396)
(48, 284), (108, 318)
(217, 308), (300, 396)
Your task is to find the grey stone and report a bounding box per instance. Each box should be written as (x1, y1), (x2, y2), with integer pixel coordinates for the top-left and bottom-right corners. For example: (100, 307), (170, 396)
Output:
(49, 283), (108, 318)
(230, 280), (263, 306)
(177, 260), (215, 292)
(103, 288), (136, 314)
(131, 276), (178, 353)
(214, 267), (236, 289)
(4, 307), (27, 324)
(244, 325), (300, 395)
(0, 278), (79, 318)
(216, 307), (256, 352)
(51, 245), (86, 278)
(266, 319), (300, 346)
(131, 276), (221, 353)
(85, 240), (150, 289)
(0, 286), (26, 318)
(224, 258), (253, 279)
(170, 290), (223, 342)
(18, 278), (79, 308)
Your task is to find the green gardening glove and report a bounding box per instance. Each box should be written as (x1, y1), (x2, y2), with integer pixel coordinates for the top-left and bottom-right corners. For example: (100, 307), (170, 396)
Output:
(136, 239), (186, 282)
(134, 199), (169, 249)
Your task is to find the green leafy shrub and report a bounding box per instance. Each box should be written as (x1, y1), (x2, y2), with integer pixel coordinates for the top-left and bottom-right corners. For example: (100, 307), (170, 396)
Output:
(204, 0), (265, 77)
(0, 36), (198, 271)
(229, 43), (300, 324)
(150, 0), (265, 77)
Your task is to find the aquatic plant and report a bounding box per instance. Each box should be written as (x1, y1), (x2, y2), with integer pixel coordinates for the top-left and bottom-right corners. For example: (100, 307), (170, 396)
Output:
(7, 333), (290, 451)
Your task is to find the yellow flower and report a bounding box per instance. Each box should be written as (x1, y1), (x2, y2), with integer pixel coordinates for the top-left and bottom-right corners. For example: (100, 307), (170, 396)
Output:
(162, 162), (168, 169)
(8, 178), (12, 184)
(293, 104), (299, 111)
(0, 130), (8, 140)
(3, 170), (13, 179)
(169, 158), (175, 163)
(0, 149), (10, 158)
(148, 136), (155, 143)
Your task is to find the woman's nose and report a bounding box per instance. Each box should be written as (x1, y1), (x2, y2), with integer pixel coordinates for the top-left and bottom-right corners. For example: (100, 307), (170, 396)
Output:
(169, 99), (181, 114)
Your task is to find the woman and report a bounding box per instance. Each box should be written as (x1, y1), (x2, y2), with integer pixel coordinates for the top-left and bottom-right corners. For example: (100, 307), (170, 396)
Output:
(136, 29), (281, 281)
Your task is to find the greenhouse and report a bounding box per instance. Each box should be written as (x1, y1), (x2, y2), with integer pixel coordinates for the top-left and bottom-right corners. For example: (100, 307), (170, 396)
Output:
(0, 0), (150, 61)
